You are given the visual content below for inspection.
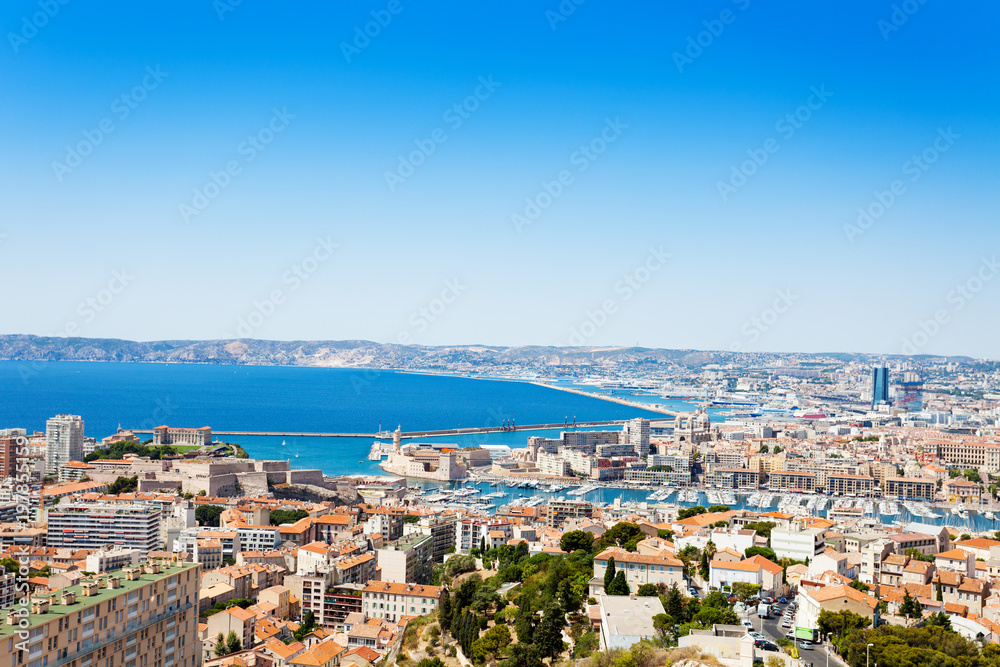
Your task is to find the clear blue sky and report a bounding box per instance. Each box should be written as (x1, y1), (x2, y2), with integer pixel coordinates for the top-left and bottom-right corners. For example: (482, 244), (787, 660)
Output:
(1, 1), (998, 357)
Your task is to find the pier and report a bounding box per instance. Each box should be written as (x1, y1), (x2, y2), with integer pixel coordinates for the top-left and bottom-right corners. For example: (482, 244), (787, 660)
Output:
(127, 419), (631, 439)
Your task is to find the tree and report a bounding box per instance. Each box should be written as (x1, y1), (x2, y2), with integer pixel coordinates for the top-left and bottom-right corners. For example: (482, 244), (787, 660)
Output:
(652, 613), (675, 645)
(731, 582), (761, 601)
(707, 505), (730, 514)
(899, 591), (923, 621)
(293, 610), (316, 641)
(213, 633), (227, 657)
(817, 609), (870, 638)
(501, 643), (544, 667)
(745, 546), (777, 561)
(107, 475), (138, 495)
(533, 603), (566, 659)
(439, 591), (453, 631)
(515, 593), (535, 644)
(925, 611), (952, 630)
(744, 521), (778, 539)
(559, 530), (594, 553)
(760, 444), (770, 453)
(604, 556), (616, 592)
(596, 522), (644, 551)
(226, 630), (242, 654)
(472, 624), (511, 662)
(404, 514), (420, 524)
(268, 509), (309, 525)
(936, 580), (943, 602)
(664, 584), (685, 619)
(195, 504), (224, 527)
(608, 570), (629, 595)
(677, 506), (707, 520)
(849, 579), (870, 592)
(637, 583), (660, 597)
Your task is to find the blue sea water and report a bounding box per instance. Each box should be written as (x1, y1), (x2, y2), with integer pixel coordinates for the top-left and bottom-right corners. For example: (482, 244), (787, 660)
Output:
(0, 361), (672, 475)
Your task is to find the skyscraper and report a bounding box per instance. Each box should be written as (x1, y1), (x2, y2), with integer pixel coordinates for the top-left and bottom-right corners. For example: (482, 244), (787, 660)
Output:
(871, 366), (890, 408)
(898, 371), (924, 412)
(624, 418), (650, 458)
(45, 413), (84, 474)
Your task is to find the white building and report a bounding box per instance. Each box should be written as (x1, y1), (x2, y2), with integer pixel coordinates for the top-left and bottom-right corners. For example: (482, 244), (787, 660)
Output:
(362, 581), (443, 623)
(85, 545), (143, 573)
(47, 503), (162, 554)
(597, 593), (666, 650)
(771, 525), (825, 561)
(45, 414), (84, 475)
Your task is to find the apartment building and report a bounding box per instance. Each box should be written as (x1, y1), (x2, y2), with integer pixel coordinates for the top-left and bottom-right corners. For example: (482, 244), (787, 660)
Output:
(46, 414), (85, 475)
(704, 468), (759, 489)
(825, 474), (875, 496)
(0, 437), (24, 480)
(402, 513), (457, 563)
(537, 451), (570, 477)
(768, 470), (816, 492)
(884, 477), (935, 500)
(47, 504), (162, 554)
(0, 560), (200, 667)
(540, 499), (593, 528)
(593, 548), (685, 592)
(377, 533), (433, 584)
(361, 581), (443, 623)
(85, 547), (143, 574)
(456, 519), (512, 553)
(771, 525), (826, 561)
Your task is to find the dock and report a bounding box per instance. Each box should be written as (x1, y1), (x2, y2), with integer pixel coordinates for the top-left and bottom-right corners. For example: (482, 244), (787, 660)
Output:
(127, 419), (631, 439)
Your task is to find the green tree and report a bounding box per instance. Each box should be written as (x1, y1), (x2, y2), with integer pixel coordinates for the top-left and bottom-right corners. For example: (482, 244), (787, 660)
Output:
(745, 546), (778, 561)
(195, 504), (225, 527)
(653, 613), (675, 645)
(604, 556), (616, 592)
(268, 509), (309, 525)
(759, 444), (770, 453)
(731, 582), (761, 601)
(925, 611), (951, 630)
(559, 530), (594, 553)
(404, 514), (421, 524)
(226, 630), (242, 654)
(744, 521), (778, 539)
(608, 570), (629, 595)
(213, 633), (227, 657)
(596, 522), (644, 551)
(501, 643), (544, 667)
(515, 593), (535, 644)
(707, 505), (731, 514)
(439, 591), (453, 631)
(899, 591), (923, 621)
(664, 584), (685, 619)
(107, 475), (138, 494)
(637, 583), (660, 597)
(849, 579), (870, 592)
(677, 506), (707, 520)
(533, 604), (566, 660)
(817, 609), (870, 638)
(471, 624), (511, 663)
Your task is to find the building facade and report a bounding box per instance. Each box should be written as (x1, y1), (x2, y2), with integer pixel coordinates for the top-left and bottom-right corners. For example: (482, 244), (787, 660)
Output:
(46, 414), (85, 475)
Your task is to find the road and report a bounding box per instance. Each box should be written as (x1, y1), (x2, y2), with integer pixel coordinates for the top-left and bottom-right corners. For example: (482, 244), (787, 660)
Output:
(751, 604), (845, 667)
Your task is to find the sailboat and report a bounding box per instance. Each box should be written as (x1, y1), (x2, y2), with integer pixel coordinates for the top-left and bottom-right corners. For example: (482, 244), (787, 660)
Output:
(282, 440), (286, 446)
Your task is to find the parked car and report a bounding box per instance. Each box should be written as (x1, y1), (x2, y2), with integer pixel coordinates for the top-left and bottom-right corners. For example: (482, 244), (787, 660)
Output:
(750, 632), (765, 641)
(798, 641), (814, 650)
(742, 620), (754, 630)
(781, 619), (792, 628)
(755, 641), (779, 652)
(779, 597), (787, 604)
(785, 630), (796, 640)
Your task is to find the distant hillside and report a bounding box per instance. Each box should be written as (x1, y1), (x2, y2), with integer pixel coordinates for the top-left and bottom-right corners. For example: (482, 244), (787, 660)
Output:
(0, 334), (975, 372)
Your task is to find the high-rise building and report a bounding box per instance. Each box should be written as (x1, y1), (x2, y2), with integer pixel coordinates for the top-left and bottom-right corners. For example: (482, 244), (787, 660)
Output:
(871, 366), (890, 408)
(45, 414), (85, 474)
(47, 504), (163, 554)
(624, 418), (650, 458)
(0, 436), (24, 480)
(0, 560), (200, 667)
(898, 371), (924, 412)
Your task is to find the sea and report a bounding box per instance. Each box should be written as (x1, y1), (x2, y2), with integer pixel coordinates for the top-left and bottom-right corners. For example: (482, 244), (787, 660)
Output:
(2, 360), (993, 532)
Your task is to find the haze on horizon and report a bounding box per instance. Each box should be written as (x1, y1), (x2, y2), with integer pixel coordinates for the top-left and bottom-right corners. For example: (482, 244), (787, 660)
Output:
(1, 2), (998, 358)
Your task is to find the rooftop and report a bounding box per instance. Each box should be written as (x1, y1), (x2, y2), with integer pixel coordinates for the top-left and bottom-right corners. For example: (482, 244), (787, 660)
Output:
(0, 561), (199, 637)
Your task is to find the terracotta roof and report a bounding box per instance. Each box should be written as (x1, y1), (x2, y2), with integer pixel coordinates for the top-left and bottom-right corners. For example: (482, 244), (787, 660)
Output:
(809, 584), (877, 608)
(744, 554), (783, 575)
(937, 549), (970, 560)
(596, 547), (683, 567)
(289, 641), (346, 666)
(361, 581), (443, 598)
(957, 538), (1000, 549)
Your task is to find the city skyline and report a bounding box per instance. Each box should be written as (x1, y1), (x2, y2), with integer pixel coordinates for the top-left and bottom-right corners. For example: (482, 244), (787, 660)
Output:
(2, 2), (998, 357)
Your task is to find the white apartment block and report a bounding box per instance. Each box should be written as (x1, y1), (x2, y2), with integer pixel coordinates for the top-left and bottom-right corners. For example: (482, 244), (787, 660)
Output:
(47, 504), (162, 554)
(46, 414), (85, 474)
(771, 525), (826, 562)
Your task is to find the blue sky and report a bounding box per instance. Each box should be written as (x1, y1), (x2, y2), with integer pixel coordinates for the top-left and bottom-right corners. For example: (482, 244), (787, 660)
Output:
(1, 1), (998, 357)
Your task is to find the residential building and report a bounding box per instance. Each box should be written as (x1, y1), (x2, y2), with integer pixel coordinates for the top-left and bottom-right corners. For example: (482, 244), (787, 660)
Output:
(768, 470), (816, 492)
(84, 546), (143, 573)
(596, 594), (667, 650)
(377, 533), (433, 585)
(47, 503), (162, 554)
(771, 525), (825, 561)
(45, 414), (85, 475)
(885, 477), (935, 500)
(0, 560), (201, 667)
(593, 548), (685, 592)
(825, 474), (874, 496)
(402, 513), (458, 563)
(361, 581), (443, 623)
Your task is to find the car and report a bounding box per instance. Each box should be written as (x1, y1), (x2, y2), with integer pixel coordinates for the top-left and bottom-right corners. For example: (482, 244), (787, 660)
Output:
(779, 597), (787, 604)
(785, 630), (796, 640)
(781, 620), (792, 628)
(755, 641), (779, 652)
(749, 632), (765, 641)
(798, 641), (814, 650)
(742, 620), (754, 630)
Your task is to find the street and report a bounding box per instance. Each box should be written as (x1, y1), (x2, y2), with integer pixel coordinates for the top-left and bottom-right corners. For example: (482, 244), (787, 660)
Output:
(752, 604), (845, 667)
